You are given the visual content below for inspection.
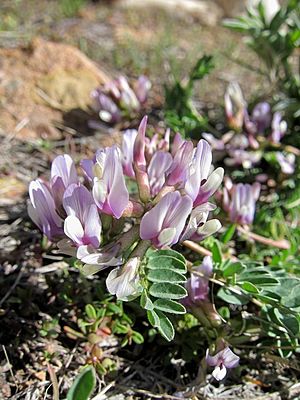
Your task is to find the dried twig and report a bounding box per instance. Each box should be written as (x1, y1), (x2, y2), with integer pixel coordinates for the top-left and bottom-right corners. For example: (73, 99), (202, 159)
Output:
(47, 363), (59, 400)
(0, 266), (24, 307)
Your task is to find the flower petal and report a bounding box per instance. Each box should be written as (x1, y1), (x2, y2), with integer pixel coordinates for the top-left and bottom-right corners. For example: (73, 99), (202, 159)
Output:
(212, 365), (227, 381)
(64, 215), (84, 245)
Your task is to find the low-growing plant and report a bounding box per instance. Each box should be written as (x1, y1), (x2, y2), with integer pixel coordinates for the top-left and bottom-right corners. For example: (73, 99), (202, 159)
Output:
(28, 112), (300, 387)
(224, 0), (300, 121)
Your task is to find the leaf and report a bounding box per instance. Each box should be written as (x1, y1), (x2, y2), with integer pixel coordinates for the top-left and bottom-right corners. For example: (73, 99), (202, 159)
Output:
(274, 278), (300, 298)
(156, 310), (175, 341)
(85, 304), (97, 320)
(153, 299), (186, 314)
(277, 337), (294, 358)
(241, 281), (259, 293)
(131, 330), (144, 344)
(223, 262), (246, 277)
(240, 276), (279, 286)
(148, 249), (186, 264)
(256, 291), (281, 304)
(221, 224), (236, 244)
(67, 366), (96, 400)
(147, 309), (160, 328)
(217, 287), (249, 305)
(281, 284), (300, 308)
(140, 291), (154, 311)
(212, 241), (222, 263)
(147, 256), (186, 273)
(273, 308), (300, 336)
(149, 283), (187, 299)
(238, 267), (279, 287)
(147, 269), (187, 283)
(189, 55), (214, 82)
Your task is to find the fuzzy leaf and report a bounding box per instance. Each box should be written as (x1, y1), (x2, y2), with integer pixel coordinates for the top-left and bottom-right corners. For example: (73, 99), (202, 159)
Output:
(147, 309), (160, 327)
(156, 310), (175, 341)
(148, 249), (186, 264)
(281, 284), (300, 308)
(140, 291), (154, 311)
(217, 287), (249, 305)
(241, 281), (259, 293)
(149, 283), (187, 299)
(67, 366), (96, 400)
(153, 299), (186, 314)
(147, 256), (186, 272)
(147, 269), (187, 283)
(223, 262), (246, 277)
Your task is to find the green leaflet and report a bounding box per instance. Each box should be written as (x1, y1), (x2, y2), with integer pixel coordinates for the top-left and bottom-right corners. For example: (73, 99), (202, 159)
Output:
(147, 269), (187, 283)
(67, 366), (96, 400)
(153, 299), (186, 314)
(217, 287), (249, 305)
(142, 249), (188, 341)
(149, 283), (187, 299)
(223, 262), (246, 278)
(147, 255), (186, 273)
(147, 309), (175, 341)
(221, 224), (236, 244)
(148, 249), (186, 264)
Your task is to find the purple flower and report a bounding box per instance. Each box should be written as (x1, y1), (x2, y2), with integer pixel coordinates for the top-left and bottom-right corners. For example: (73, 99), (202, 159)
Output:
(144, 129), (170, 161)
(133, 116), (148, 168)
(270, 112), (287, 143)
(121, 129), (138, 178)
(133, 75), (151, 104)
(202, 132), (226, 151)
(28, 180), (63, 240)
(185, 140), (224, 207)
(251, 102), (272, 133)
(171, 132), (185, 156)
(148, 151), (173, 196)
(50, 154), (78, 212)
(180, 203), (221, 242)
(117, 76), (140, 111)
(225, 148), (262, 169)
(167, 140), (194, 186)
(183, 256), (213, 307)
(80, 158), (95, 182)
(206, 347), (240, 381)
(92, 145), (129, 218)
(140, 191), (193, 248)
(276, 153), (295, 175)
(106, 257), (142, 301)
(133, 116), (151, 202)
(224, 182), (261, 225)
(91, 90), (122, 123)
(224, 82), (245, 131)
(91, 75), (151, 124)
(63, 183), (101, 250)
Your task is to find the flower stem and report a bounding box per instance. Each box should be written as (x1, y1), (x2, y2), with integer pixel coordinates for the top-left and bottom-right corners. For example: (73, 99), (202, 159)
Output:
(237, 225), (290, 250)
(183, 240), (212, 257)
(130, 239), (151, 259)
(117, 225), (140, 254)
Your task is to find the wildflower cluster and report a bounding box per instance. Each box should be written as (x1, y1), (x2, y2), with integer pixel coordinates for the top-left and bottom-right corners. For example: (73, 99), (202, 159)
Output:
(91, 75), (151, 124)
(28, 116), (223, 302)
(204, 82), (295, 174)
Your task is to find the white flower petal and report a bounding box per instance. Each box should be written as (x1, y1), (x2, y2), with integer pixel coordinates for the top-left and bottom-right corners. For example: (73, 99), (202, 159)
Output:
(64, 215), (84, 245)
(212, 366), (227, 381)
